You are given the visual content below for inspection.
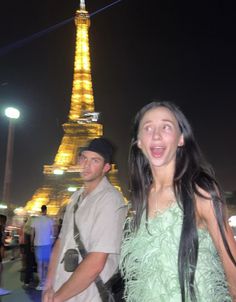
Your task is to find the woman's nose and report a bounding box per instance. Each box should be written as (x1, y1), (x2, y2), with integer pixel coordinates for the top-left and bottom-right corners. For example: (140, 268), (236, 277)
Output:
(152, 128), (161, 140)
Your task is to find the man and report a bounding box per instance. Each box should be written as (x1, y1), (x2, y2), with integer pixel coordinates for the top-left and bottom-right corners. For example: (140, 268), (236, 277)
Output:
(43, 137), (127, 302)
(31, 205), (54, 290)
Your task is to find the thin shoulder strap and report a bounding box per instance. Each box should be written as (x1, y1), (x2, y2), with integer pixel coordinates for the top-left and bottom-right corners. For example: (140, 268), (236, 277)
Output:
(73, 198), (112, 302)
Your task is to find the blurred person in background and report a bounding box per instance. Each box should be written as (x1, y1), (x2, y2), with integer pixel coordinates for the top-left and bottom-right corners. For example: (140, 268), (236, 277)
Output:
(0, 214), (11, 296)
(31, 205), (54, 291)
(21, 216), (36, 288)
(10, 228), (19, 260)
(19, 218), (27, 271)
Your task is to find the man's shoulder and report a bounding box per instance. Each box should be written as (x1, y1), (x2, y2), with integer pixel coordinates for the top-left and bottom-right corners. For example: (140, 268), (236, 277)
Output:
(101, 177), (119, 191)
(98, 181), (125, 206)
(66, 190), (81, 208)
(100, 178), (121, 195)
(39, 215), (53, 223)
(46, 216), (54, 223)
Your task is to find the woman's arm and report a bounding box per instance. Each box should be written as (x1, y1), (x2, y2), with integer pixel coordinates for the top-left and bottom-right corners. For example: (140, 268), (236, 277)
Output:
(196, 192), (236, 301)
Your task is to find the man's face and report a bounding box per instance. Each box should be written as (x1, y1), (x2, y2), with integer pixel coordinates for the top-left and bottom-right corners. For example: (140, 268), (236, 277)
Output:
(78, 150), (110, 183)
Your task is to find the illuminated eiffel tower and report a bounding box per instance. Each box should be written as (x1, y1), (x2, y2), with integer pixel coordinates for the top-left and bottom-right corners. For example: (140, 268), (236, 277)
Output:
(25, 0), (121, 216)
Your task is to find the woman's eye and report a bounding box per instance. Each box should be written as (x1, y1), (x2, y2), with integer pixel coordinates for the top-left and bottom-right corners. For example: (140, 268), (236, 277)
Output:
(163, 124), (171, 131)
(144, 125), (153, 132)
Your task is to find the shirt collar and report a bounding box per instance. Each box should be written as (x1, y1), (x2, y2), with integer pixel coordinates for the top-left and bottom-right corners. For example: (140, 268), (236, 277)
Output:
(80, 176), (110, 200)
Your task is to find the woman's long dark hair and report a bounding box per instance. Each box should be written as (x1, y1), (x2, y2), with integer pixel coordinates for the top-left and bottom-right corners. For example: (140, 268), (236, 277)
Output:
(129, 101), (236, 302)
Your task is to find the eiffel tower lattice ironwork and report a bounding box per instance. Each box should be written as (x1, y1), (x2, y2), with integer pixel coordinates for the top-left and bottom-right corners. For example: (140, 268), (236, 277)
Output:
(25, 1), (121, 216)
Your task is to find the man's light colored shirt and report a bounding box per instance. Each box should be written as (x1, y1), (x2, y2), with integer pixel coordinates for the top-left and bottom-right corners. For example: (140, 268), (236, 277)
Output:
(54, 177), (127, 302)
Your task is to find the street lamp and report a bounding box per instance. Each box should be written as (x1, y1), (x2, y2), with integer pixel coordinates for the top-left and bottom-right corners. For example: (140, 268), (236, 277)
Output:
(2, 107), (20, 213)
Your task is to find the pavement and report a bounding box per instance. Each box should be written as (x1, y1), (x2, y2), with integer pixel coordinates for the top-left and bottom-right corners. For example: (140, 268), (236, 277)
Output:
(0, 254), (42, 302)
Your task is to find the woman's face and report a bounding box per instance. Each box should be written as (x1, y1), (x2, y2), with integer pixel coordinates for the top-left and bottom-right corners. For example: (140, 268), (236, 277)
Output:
(137, 106), (184, 169)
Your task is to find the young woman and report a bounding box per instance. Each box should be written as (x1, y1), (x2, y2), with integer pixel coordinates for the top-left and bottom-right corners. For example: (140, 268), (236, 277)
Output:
(120, 101), (236, 301)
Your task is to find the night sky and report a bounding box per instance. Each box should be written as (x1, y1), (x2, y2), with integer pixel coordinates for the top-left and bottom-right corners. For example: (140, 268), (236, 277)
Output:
(0, 0), (236, 206)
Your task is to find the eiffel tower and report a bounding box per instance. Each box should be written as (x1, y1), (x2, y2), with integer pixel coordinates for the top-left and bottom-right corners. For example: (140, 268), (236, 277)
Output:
(25, 0), (121, 216)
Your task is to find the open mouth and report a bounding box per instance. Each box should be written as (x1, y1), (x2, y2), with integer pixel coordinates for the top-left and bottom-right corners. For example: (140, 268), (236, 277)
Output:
(150, 146), (165, 158)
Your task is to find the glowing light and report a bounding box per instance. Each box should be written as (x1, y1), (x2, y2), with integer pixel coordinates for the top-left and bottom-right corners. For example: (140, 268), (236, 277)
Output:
(53, 169), (64, 175)
(0, 204), (7, 209)
(229, 216), (236, 227)
(68, 187), (77, 192)
(5, 107), (20, 119)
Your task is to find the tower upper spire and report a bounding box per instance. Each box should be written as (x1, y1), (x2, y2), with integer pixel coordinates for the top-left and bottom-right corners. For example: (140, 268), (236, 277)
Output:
(68, 1), (94, 122)
(80, 0), (86, 11)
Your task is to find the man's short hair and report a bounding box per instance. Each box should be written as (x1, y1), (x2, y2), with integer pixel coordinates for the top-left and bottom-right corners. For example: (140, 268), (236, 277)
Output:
(41, 205), (47, 212)
(79, 137), (114, 164)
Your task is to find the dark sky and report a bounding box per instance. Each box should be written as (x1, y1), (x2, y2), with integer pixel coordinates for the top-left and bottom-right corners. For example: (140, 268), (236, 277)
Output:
(0, 0), (236, 206)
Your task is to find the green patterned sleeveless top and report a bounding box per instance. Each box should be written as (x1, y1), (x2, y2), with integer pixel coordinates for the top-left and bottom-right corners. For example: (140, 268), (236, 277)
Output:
(120, 202), (231, 302)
